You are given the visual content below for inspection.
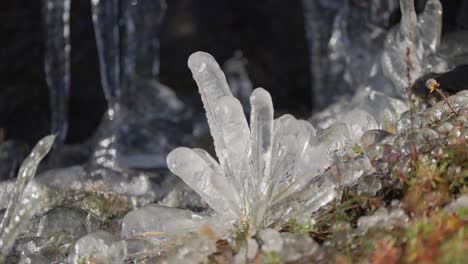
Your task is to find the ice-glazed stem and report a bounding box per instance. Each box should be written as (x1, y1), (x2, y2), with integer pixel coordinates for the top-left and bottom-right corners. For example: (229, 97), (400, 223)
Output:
(188, 52), (233, 168)
(419, 0), (442, 52)
(0, 184), (48, 262)
(122, 0), (167, 79)
(0, 136), (55, 261)
(0, 135), (55, 231)
(91, 0), (121, 108)
(400, 0), (417, 42)
(43, 0), (71, 145)
(214, 96), (252, 209)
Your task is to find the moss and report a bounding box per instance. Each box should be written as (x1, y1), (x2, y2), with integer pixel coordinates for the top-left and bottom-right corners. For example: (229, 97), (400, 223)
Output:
(230, 219), (250, 249)
(440, 227), (468, 264)
(78, 257), (88, 264)
(264, 251), (280, 264)
(77, 192), (131, 221)
(402, 212), (467, 263)
(352, 144), (363, 154)
(284, 218), (313, 234)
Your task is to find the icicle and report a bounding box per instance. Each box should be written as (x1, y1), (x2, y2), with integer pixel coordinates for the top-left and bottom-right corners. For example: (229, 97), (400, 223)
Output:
(91, 0), (186, 169)
(91, 0), (121, 111)
(418, 0), (443, 53)
(43, 0), (71, 145)
(122, 0), (167, 80)
(302, 0), (327, 109)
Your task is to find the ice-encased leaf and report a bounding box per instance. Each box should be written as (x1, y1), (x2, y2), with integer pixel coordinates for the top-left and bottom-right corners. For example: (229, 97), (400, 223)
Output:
(121, 205), (210, 239)
(361, 129), (395, 150)
(353, 89), (408, 131)
(188, 52), (233, 169)
(272, 119), (318, 203)
(167, 147), (239, 216)
(269, 115), (301, 198)
(339, 109), (378, 142)
(214, 96), (252, 207)
(249, 88), (274, 199)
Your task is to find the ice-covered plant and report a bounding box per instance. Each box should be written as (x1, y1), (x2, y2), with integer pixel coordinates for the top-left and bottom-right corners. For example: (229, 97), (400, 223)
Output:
(0, 135), (55, 262)
(381, 0), (444, 91)
(164, 52), (372, 233)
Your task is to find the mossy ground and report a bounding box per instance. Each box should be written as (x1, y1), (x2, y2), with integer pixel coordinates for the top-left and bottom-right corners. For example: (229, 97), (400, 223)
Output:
(311, 106), (467, 263)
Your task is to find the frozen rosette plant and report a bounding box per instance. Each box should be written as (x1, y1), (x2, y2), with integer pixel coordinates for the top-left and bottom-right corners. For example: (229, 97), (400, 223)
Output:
(165, 52), (372, 231)
(120, 52), (376, 259)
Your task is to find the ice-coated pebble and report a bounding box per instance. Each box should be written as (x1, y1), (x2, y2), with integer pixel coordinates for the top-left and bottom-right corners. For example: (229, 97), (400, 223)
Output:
(68, 231), (127, 264)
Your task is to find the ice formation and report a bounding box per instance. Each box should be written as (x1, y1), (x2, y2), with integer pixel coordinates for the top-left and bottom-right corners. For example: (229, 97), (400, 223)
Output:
(68, 231), (127, 264)
(259, 230), (320, 262)
(43, 0), (71, 146)
(310, 88), (408, 133)
(2, 0), (466, 262)
(302, 0), (342, 109)
(170, 51), (370, 227)
(0, 136), (55, 262)
(91, 0), (188, 169)
(303, 0), (397, 108)
(121, 52), (378, 245)
(91, 0), (121, 109)
(303, 0), (452, 109)
(381, 0), (445, 92)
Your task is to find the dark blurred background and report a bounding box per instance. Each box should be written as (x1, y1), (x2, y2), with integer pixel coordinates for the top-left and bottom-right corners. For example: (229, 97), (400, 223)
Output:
(1, 0), (467, 147)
